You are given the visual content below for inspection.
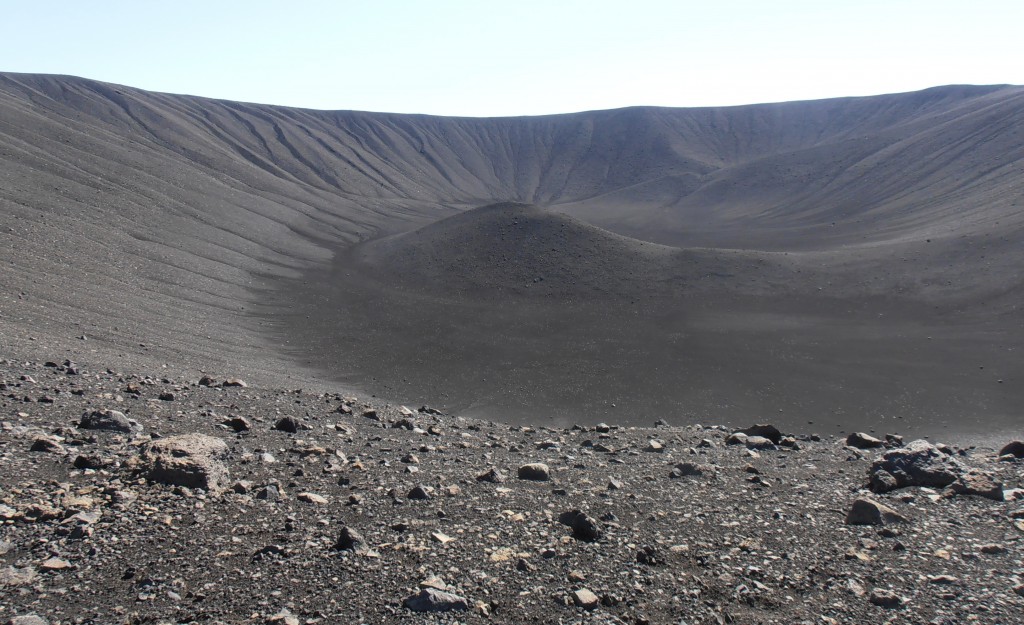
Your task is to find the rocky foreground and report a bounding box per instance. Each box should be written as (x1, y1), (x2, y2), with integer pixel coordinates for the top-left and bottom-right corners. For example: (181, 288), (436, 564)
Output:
(1, 358), (1022, 625)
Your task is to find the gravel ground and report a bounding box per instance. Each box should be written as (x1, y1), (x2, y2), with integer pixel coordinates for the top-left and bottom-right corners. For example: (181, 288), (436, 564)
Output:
(2, 357), (1022, 625)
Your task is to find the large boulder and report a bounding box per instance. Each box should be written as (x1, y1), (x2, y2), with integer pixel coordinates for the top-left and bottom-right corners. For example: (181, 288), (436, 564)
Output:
(137, 434), (229, 492)
(868, 440), (963, 493)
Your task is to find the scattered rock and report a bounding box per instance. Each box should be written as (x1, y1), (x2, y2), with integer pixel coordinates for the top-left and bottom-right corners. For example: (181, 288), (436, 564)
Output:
(868, 588), (905, 609)
(845, 498), (910, 526)
(72, 453), (109, 470)
(408, 485), (431, 500)
(40, 557), (73, 571)
(296, 492), (328, 505)
(335, 526), (367, 553)
(403, 588), (469, 613)
(846, 432), (884, 449)
(725, 432), (748, 446)
(572, 588), (600, 610)
(669, 462), (710, 478)
(256, 484), (282, 501)
(518, 463), (550, 481)
(744, 435), (777, 450)
(29, 436), (65, 453)
(272, 416), (305, 433)
(636, 545), (664, 566)
(735, 424), (782, 444)
(222, 378), (248, 387)
(79, 409), (138, 433)
(559, 510), (602, 542)
(222, 416), (251, 432)
(476, 467), (506, 483)
(7, 615), (49, 625)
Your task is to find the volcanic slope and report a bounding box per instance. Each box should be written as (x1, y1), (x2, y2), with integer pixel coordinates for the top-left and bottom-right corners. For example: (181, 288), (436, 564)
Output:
(357, 202), (803, 300)
(0, 73), (1022, 436)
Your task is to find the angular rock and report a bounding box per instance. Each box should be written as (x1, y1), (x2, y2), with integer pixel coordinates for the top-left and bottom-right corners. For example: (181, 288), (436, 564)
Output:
(572, 588), (600, 610)
(518, 463), (550, 481)
(272, 416), (305, 433)
(408, 485), (431, 500)
(846, 432), (884, 449)
(222, 416), (251, 432)
(72, 454), (110, 470)
(636, 545), (664, 566)
(403, 588), (469, 613)
(40, 557), (72, 571)
(29, 436), (65, 454)
(256, 484), (282, 501)
(868, 588), (904, 609)
(335, 526), (367, 553)
(868, 439), (963, 493)
(735, 424), (782, 444)
(79, 409), (138, 433)
(138, 433), (229, 491)
(884, 434), (904, 447)
(845, 498), (910, 526)
(559, 510), (602, 542)
(670, 462), (710, 478)
(476, 468), (506, 483)
(744, 436), (777, 450)
(948, 469), (1003, 501)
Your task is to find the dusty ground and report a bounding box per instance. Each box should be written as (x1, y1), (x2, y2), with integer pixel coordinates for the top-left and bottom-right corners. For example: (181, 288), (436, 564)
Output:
(1, 358), (1022, 624)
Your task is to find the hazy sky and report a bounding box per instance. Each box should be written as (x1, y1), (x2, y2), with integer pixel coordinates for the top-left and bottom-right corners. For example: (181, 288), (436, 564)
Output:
(3, 0), (1022, 116)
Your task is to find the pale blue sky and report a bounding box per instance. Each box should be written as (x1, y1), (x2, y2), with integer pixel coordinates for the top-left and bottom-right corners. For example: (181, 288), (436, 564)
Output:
(3, 0), (1022, 116)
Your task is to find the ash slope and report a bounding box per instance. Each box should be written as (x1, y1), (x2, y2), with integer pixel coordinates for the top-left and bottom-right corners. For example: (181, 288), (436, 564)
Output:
(0, 74), (1022, 435)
